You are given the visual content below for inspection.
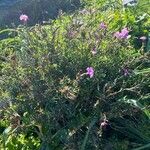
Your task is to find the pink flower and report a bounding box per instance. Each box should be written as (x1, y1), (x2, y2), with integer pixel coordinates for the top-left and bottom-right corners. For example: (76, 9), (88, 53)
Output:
(114, 27), (129, 39)
(91, 47), (97, 55)
(140, 36), (147, 41)
(114, 31), (122, 39)
(86, 67), (94, 78)
(100, 120), (109, 130)
(68, 31), (76, 38)
(123, 68), (129, 76)
(100, 22), (107, 29)
(101, 121), (108, 127)
(19, 14), (29, 22)
(121, 28), (129, 38)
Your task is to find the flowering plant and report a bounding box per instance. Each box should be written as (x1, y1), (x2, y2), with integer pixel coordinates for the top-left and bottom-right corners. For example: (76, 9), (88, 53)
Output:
(0, 0), (150, 150)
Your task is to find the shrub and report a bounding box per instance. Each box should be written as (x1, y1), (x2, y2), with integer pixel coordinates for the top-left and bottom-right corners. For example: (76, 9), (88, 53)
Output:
(0, 0), (150, 149)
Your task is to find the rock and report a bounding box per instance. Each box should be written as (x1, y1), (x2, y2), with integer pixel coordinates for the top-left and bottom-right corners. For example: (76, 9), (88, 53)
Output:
(0, 0), (80, 27)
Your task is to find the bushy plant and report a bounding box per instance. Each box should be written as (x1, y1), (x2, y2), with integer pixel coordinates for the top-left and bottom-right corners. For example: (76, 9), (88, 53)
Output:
(0, 0), (150, 149)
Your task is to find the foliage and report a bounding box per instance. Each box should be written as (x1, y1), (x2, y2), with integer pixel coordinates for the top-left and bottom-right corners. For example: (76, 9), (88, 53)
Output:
(0, 0), (150, 149)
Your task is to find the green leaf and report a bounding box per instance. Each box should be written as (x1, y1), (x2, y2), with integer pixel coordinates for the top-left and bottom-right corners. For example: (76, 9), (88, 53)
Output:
(81, 117), (97, 150)
(134, 68), (150, 75)
(119, 97), (144, 109)
(132, 143), (150, 150)
(3, 126), (12, 136)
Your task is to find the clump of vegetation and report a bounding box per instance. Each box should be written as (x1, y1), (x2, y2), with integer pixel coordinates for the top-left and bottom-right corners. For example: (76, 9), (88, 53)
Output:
(0, 0), (150, 149)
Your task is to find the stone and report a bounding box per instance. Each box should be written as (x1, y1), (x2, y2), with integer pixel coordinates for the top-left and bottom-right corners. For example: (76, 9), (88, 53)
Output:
(0, 0), (80, 27)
